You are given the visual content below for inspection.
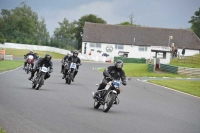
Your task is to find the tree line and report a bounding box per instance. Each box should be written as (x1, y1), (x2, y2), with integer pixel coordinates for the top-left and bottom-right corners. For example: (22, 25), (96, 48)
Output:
(0, 3), (199, 50)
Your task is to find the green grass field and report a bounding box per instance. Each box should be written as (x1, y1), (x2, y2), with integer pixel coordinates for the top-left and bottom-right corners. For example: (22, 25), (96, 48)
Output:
(0, 48), (65, 59)
(0, 60), (23, 72)
(170, 54), (200, 68)
(148, 80), (200, 97)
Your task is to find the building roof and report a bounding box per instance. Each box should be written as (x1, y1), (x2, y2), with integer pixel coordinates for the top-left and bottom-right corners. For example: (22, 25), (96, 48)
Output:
(82, 22), (200, 50)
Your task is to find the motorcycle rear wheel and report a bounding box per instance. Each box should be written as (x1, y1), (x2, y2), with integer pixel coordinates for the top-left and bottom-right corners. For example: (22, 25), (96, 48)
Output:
(32, 83), (36, 88)
(94, 101), (101, 109)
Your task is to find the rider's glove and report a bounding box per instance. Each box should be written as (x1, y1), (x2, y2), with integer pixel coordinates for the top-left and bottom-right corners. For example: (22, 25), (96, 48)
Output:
(122, 81), (127, 86)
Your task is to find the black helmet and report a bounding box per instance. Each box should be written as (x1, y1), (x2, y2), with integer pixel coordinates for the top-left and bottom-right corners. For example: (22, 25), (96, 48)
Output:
(73, 50), (79, 57)
(45, 54), (51, 61)
(114, 60), (123, 69)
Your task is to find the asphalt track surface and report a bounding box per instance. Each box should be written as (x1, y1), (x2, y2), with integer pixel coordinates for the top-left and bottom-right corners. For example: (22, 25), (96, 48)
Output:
(0, 60), (200, 133)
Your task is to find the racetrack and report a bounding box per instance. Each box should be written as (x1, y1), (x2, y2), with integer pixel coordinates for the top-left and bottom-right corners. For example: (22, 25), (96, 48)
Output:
(0, 60), (200, 133)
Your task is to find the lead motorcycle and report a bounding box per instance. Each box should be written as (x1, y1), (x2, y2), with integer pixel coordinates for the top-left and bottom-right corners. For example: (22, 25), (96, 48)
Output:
(65, 62), (81, 84)
(92, 78), (123, 113)
(92, 77), (131, 113)
(32, 66), (48, 90)
(24, 55), (34, 74)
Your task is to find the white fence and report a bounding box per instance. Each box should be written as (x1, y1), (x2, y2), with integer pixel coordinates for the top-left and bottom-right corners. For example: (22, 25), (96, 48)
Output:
(0, 55), (13, 60)
(0, 43), (71, 55)
(0, 43), (109, 62)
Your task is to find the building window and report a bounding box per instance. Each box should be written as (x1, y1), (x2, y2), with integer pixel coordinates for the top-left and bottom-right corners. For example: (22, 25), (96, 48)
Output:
(96, 43), (101, 48)
(90, 43), (95, 47)
(139, 46), (148, 51)
(90, 43), (101, 48)
(115, 44), (124, 50)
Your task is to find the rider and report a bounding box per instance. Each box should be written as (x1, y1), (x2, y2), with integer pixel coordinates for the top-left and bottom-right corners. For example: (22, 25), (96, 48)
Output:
(28, 54), (53, 81)
(63, 50), (81, 81)
(61, 52), (71, 73)
(93, 60), (127, 103)
(23, 50), (37, 70)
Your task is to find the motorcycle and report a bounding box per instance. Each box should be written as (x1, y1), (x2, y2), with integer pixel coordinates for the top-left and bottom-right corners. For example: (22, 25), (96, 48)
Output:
(32, 66), (48, 90)
(92, 77), (131, 113)
(24, 55), (34, 74)
(92, 78), (122, 113)
(65, 62), (81, 84)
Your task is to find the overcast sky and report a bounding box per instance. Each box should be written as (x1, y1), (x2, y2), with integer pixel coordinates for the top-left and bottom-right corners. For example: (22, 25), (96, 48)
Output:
(0, 0), (199, 36)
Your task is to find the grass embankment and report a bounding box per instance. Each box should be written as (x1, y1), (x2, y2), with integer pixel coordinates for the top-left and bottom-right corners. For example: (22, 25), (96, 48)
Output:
(0, 60), (23, 72)
(170, 54), (200, 68)
(0, 48), (65, 59)
(148, 80), (200, 97)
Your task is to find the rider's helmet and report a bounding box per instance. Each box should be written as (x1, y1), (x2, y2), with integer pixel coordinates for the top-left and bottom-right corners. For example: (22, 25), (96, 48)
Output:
(67, 52), (71, 56)
(114, 60), (123, 69)
(45, 54), (52, 61)
(30, 50), (33, 54)
(73, 50), (79, 57)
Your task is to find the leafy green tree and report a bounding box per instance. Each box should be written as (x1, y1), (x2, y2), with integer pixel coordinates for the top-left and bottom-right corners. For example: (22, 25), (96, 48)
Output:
(0, 32), (5, 44)
(51, 18), (77, 49)
(37, 17), (50, 45)
(0, 2), (50, 45)
(189, 7), (200, 38)
(118, 21), (141, 26)
(74, 14), (107, 49)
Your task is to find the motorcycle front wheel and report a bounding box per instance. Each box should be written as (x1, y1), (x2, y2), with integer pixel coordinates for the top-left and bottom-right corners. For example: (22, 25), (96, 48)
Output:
(103, 93), (116, 113)
(27, 64), (30, 74)
(36, 75), (44, 90)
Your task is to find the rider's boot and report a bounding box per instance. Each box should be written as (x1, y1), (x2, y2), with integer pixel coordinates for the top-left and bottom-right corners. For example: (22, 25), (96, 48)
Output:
(28, 76), (33, 81)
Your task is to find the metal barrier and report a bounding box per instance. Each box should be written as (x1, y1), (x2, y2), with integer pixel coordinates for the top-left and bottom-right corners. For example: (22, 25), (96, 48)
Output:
(114, 57), (146, 63)
(148, 64), (155, 72)
(0, 55), (13, 60)
(160, 64), (200, 76)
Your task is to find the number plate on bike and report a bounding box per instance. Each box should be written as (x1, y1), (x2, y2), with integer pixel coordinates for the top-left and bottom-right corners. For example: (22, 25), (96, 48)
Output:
(41, 67), (48, 72)
(70, 63), (76, 68)
(113, 81), (120, 88)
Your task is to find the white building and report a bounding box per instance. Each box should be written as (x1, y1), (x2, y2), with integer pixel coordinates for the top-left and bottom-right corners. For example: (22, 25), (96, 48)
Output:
(82, 22), (200, 64)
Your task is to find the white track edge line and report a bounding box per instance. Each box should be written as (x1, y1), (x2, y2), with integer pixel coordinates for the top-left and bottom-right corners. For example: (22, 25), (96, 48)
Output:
(137, 79), (200, 99)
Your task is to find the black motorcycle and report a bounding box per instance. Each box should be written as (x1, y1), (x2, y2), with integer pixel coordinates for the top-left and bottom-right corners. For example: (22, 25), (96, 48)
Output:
(24, 55), (34, 74)
(93, 79), (122, 112)
(93, 77), (131, 113)
(65, 62), (81, 84)
(32, 66), (48, 90)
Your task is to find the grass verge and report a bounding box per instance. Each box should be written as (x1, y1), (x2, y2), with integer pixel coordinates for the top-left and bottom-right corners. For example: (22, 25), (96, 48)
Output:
(170, 59), (200, 68)
(0, 48), (65, 59)
(0, 60), (23, 72)
(148, 80), (200, 97)
(0, 128), (6, 133)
